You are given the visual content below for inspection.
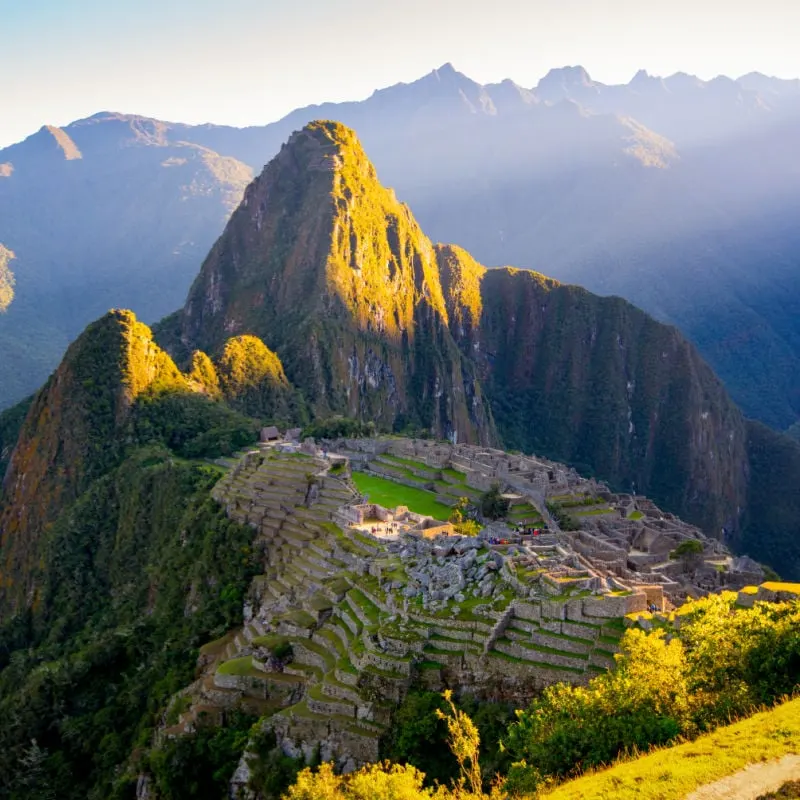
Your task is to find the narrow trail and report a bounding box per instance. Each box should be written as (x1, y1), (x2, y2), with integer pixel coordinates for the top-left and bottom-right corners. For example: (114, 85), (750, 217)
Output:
(686, 754), (800, 800)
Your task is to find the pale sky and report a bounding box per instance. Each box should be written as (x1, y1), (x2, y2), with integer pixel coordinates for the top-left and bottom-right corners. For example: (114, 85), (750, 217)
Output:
(2, 0), (799, 148)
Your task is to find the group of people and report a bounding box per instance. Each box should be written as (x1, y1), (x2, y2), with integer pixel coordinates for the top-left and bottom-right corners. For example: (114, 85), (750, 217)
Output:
(369, 521), (402, 536)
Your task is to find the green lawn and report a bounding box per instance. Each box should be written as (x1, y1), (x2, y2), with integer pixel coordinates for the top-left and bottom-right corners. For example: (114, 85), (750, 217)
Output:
(351, 472), (450, 520)
(380, 454), (436, 473)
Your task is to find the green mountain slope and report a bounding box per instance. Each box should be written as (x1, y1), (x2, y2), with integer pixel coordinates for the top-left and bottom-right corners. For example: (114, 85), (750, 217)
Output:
(448, 260), (747, 534)
(0, 309), (212, 615)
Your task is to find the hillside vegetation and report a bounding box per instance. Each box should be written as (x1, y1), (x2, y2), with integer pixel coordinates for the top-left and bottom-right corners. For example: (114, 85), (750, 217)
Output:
(0, 388), (261, 798)
(538, 698), (800, 800)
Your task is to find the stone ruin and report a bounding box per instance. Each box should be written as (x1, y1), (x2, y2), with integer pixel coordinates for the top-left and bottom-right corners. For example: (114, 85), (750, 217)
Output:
(155, 436), (775, 782)
(326, 437), (759, 604)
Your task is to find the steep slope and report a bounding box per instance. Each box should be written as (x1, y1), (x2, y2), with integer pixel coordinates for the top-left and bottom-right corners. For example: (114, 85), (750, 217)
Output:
(0, 423), (260, 798)
(168, 122), (749, 541)
(740, 422), (800, 580)
(177, 121), (494, 443)
(0, 309), (186, 615)
(0, 115), (252, 408)
(436, 248), (748, 535)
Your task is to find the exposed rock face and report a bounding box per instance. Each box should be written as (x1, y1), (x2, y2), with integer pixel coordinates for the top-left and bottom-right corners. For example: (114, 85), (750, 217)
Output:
(0, 309), (186, 614)
(0, 245), (14, 312)
(179, 121), (494, 443)
(171, 122), (748, 539)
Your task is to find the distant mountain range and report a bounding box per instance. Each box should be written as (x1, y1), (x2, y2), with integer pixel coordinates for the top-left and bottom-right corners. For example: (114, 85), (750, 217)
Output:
(2, 65), (800, 432)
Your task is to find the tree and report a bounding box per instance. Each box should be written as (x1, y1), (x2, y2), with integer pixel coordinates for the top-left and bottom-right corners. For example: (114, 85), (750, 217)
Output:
(480, 485), (510, 521)
(436, 689), (483, 795)
(669, 539), (704, 570)
(502, 629), (693, 786)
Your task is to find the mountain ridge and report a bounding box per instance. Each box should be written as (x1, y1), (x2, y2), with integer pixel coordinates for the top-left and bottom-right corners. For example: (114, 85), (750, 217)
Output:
(2, 63), (800, 431)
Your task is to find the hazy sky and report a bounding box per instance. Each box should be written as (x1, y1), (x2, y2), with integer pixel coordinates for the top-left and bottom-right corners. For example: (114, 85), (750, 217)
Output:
(2, 0), (799, 148)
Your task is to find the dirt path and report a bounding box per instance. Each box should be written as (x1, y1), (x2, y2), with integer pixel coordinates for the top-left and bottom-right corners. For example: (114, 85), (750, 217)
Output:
(686, 754), (800, 800)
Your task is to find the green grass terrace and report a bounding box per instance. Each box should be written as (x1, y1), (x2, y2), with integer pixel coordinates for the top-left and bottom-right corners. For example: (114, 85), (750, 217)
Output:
(351, 472), (450, 521)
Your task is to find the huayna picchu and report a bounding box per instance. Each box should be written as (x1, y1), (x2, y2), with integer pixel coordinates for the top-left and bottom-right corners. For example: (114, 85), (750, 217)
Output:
(0, 120), (799, 799)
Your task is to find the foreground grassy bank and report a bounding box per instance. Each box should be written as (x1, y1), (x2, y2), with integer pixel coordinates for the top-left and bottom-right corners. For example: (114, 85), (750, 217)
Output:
(540, 697), (800, 800)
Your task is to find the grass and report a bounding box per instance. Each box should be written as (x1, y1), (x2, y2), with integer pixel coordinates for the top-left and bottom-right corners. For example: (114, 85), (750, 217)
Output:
(318, 629), (347, 658)
(380, 454), (437, 473)
(352, 472), (450, 520)
(251, 634), (289, 650)
(336, 657), (358, 675)
(441, 467), (467, 481)
(216, 656), (265, 677)
(628, 510), (644, 520)
(309, 594), (333, 612)
(486, 650), (585, 674)
(539, 698), (800, 800)
(199, 630), (236, 656)
(500, 637), (590, 661)
(348, 589), (381, 623)
(279, 609), (316, 629)
(546, 590), (592, 603)
(324, 576), (351, 596)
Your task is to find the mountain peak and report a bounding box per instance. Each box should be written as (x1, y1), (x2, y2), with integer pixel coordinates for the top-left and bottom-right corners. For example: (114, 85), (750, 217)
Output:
(433, 61), (458, 77)
(0, 309), (185, 612)
(178, 121), (491, 440)
(535, 66), (595, 102)
(628, 69), (668, 92)
(539, 65), (593, 84)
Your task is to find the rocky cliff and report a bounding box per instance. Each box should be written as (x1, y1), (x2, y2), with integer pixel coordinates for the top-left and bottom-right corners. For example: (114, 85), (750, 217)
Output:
(178, 121), (495, 443)
(437, 253), (748, 534)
